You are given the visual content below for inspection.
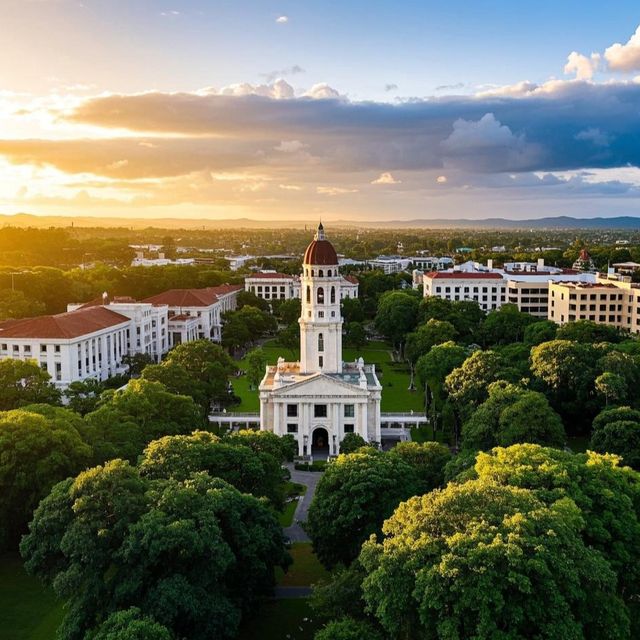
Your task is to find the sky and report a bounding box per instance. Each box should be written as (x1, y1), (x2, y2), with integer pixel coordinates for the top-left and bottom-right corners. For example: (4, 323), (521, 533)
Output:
(1, 1), (640, 222)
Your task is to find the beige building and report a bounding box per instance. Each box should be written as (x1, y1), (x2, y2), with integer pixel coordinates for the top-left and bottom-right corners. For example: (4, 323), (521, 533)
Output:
(548, 278), (640, 333)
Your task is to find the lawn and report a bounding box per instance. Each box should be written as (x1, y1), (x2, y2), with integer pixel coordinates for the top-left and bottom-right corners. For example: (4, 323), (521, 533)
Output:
(237, 599), (321, 640)
(231, 338), (424, 413)
(0, 555), (63, 640)
(277, 543), (330, 588)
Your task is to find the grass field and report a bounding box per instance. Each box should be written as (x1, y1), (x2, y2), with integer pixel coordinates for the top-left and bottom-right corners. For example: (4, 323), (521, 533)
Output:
(277, 543), (330, 588)
(237, 599), (321, 640)
(0, 555), (63, 640)
(231, 338), (424, 413)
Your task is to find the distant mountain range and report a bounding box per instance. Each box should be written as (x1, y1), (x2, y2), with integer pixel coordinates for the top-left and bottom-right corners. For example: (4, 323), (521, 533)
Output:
(3, 213), (640, 230)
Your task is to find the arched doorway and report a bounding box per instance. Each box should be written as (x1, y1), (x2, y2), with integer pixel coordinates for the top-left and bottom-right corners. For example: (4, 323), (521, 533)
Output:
(312, 427), (329, 458)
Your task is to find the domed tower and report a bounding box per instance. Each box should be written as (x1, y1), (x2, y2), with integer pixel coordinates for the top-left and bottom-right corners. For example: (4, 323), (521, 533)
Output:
(299, 223), (343, 374)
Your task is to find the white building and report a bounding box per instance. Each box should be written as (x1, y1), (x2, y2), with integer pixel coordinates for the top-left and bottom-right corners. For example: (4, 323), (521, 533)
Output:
(143, 284), (242, 342)
(245, 272), (358, 301)
(68, 294), (169, 360)
(422, 259), (598, 315)
(0, 306), (132, 388)
(411, 256), (454, 271)
(259, 224), (382, 458)
(245, 272), (300, 300)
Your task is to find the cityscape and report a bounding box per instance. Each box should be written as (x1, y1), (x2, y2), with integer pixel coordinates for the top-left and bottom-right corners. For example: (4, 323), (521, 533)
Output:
(2, 2), (640, 640)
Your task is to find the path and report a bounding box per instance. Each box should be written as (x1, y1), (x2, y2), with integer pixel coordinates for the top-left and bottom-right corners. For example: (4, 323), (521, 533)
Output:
(283, 464), (322, 543)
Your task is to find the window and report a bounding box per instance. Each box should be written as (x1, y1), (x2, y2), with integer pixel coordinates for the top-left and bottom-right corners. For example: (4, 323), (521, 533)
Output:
(319, 355), (324, 368)
(12, 345), (19, 352)
(344, 424), (354, 433)
(24, 345), (31, 353)
(314, 404), (327, 418)
(54, 345), (61, 353)
(287, 424), (298, 433)
(317, 287), (325, 304)
(306, 286), (311, 303)
(344, 404), (355, 418)
(287, 404), (298, 417)
(40, 345), (47, 353)
(318, 311), (324, 318)
(319, 269), (324, 277)
(331, 286), (336, 304)
(318, 333), (324, 352)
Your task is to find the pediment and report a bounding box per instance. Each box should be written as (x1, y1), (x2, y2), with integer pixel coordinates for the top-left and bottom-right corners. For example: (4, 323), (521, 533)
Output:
(270, 373), (369, 398)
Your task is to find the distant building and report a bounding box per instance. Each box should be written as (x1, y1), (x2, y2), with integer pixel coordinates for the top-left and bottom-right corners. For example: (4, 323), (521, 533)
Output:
(421, 258), (597, 316)
(226, 255), (255, 271)
(143, 285), (242, 342)
(131, 251), (195, 267)
(572, 248), (596, 272)
(245, 271), (358, 301)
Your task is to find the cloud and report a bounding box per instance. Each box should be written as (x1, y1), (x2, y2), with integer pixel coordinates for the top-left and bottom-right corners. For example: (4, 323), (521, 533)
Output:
(435, 82), (465, 92)
(574, 127), (611, 147)
(303, 83), (342, 99)
(564, 51), (600, 80)
(436, 175), (447, 183)
(218, 79), (295, 99)
(279, 184), (302, 191)
(276, 15), (288, 24)
(384, 83), (398, 92)
(274, 140), (308, 153)
(316, 186), (358, 195)
(605, 25), (640, 72)
(262, 65), (305, 83)
(371, 172), (401, 185)
(160, 10), (180, 17)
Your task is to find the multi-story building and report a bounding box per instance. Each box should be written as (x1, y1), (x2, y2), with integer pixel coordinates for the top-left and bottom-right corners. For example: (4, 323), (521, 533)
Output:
(0, 306), (132, 388)
(548, 277), (640, 333)
(245, 272), (358, 301)
(68, 294), (169, 360)
(411, 256), (454, 271)
(143, 285), (242, 342)
(422, 259), (598, 315)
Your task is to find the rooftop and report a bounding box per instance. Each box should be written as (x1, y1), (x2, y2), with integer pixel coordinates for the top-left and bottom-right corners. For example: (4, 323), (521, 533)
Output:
(0, 306), (130, 340)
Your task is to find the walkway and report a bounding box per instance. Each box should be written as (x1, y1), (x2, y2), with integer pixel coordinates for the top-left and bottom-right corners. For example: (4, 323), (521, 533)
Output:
(283, 464), (322, 543)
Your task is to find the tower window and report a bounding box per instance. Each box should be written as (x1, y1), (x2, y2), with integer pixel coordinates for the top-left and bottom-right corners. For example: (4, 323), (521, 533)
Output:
(317, 287), (325, 304)
(318, 333), (324, 352)
(331, 286), (336, 303)
(319, 356), (323, 368)
(319, 269), (324, 277)
(306, 286), (311, 303)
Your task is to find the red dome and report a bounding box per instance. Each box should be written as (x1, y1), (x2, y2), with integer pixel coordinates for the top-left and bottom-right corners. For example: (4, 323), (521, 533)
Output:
(303, 223), (338, 265)
(304, 239), (338, 265)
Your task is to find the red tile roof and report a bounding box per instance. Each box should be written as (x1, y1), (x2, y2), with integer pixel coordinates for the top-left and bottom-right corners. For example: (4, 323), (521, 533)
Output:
(425, 271), (503, 280)
(304, 239), (338, 265)
(77, 295), (138, 310)
(0, 307), (130, 339)
(143, 284), (241, 307)
(343, 275), (359, 285)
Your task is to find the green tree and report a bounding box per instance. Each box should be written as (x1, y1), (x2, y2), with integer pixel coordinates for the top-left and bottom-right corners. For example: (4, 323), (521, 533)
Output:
(595, 371), (627, 406)
(344, 322), (367, 349)
(236, 290), (270, 312)
(557, 320), (623, 344)
(91, 608), (173, 640)
(139, 431), (285, 507)
(388, 441), (451, 494)
(84, 379), (202, 464)
(141, 362), (209, 414)
(0, 359), (61, 410)
(359, 479), (626, 639)
(475, 445), (640, 610)
(315, 618), (384, 640)
(64, 378), (106, 416)
(405, 319), (457, 388)
(0, 288), (45, 320)
(276, 298), (302, 324)
(277, 321), (300, 353)
(461, 382), (565, 451)
(481, 303), (536, 346)
(245, 347), (267, 390)
(307, 449), (420, 568)
(121, 353), (155, 376)
(341, 297), (364, 324)
(590, 407), (640, 470)
(21, 462), (289, 640)
(224, 428), (296, 462)
(0, 408), (91, 550)
(374, 291), (419, 356)
(523, 319), (557, 345)
(339, 432), (367, 454)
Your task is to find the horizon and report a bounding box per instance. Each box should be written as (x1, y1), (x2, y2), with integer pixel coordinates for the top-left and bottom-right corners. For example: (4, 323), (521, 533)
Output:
(1, 1), (640, 221)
